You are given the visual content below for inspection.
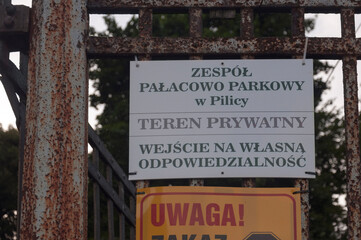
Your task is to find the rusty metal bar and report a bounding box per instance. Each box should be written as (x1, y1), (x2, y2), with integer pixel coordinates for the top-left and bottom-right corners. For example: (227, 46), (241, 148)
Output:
(240, 8), (256, 187)
(291, 8), (305, 37)
(294, 179), (310, 240)
(139, 8), (152, 38)
(88, 125), (136, 195)
(118, 183), (126, 240)
(341, 10), (361, 239)
(240, 8), (254, 39)
(291, 8), (310, 240)
(87, 0), (361, 14)
(88, 162), (136, 227)
(129, 195), (136, 240)
(189, 7), (202, 60)
(93, 149), (101, 240)
(20, 1), (88, 239)
(136, 7), (152, 194)
(107, 165), (115, 240)
(87, 37), (361, 58)
(341, 8), (355, 38)
(342, 56), (361, 240)
(189, 7), (204, 185)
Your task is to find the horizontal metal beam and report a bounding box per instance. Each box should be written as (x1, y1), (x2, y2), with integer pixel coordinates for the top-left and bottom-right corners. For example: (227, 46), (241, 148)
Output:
(88, 161), (136, 227)
(88, 0), (361, 14)
(87, 37), (361, 59)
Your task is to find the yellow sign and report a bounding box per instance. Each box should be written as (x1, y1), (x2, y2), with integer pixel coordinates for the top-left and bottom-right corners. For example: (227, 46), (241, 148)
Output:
(136, 186), (301, 240)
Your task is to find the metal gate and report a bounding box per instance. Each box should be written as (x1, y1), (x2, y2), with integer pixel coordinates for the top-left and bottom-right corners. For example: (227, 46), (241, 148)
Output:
(0, 0), (360, 239)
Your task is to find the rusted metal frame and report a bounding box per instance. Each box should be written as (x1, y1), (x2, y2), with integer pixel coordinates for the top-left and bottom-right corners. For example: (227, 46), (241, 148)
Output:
(189, 7), (204, 186)
(106, 165), (115, 240)
(20, 0), (89, 239)
(189, 7), (202, 61)
(87, 0), (361, 13)
(88, 125), (136, 196)
(240, 7), (256, 187)
(136, 7), (153, 190)
(290, 7), (310, 240)
(139, 8), (152, 38)
(118, 183), (126, 240)
(341, 8), (361, 240)
(87, 37), (361, 58)
(129, 194), (136, 240)
(240, 8), (254, 39)
(92, 149), (101, 240)
(88, 161), (136, 227)
(343, 55), (361, 240)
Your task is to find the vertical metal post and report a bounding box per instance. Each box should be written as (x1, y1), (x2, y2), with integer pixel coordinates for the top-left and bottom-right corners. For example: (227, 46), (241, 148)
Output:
(20, 1), (88, 239)
(118, 183), (125, 240)
(290, 7), (310, 240)
(93, 149), (101, 240)
(189, 8), (202, 61)
(189, 7), (204, 186)
(241, 8), (255, 188)
(341, 9), (361, 239)
(107, 166), (115, 240)
(343, 55), (361, 240)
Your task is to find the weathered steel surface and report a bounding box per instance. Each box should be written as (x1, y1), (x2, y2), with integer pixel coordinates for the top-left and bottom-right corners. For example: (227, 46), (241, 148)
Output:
(20, 1), (88, 239)
(87, 37), (361, 58)
(240, 8), (254, 39)
(341, 11), (361, 239)
(87, 0), (361, 14)
(139, 8), (152, 38)
(294, 179), (310, 240)
(342, 56), (361, 240)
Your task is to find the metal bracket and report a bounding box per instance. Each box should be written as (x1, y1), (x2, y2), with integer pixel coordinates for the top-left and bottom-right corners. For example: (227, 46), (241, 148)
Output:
(0, 4), (30, 51)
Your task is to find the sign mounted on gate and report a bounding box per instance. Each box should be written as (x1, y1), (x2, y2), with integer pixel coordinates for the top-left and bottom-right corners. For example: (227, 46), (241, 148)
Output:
(136, 186), (302, 240)
(129, 59), (315, 180)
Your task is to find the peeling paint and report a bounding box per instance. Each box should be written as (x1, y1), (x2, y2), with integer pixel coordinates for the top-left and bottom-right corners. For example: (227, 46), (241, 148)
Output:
(20, 0), (88, 239)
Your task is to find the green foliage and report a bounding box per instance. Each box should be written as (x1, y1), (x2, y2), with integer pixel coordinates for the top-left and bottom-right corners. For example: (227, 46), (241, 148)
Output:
(90, 13), (347, 239)
(153, 14), (189, 37)
(0, 125), (18, 240)
(254, 12), (292, 37)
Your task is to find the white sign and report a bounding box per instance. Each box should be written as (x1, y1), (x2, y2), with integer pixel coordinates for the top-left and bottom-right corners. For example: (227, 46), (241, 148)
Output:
(129, 59), (315, 180)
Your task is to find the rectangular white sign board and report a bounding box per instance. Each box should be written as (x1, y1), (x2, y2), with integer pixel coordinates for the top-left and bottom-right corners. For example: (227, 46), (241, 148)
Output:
(129, 59), (315, 180)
